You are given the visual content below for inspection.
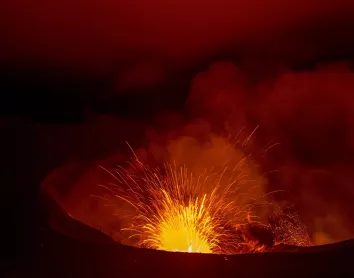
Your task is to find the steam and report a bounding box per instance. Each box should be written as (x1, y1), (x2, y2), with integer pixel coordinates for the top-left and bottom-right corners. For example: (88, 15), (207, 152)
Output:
(185, 61), (354, 244)
(40, 59), (354, 245)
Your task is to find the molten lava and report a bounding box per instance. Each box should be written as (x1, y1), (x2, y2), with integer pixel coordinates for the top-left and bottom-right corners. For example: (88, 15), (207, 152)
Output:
(154, 197), (214, 253)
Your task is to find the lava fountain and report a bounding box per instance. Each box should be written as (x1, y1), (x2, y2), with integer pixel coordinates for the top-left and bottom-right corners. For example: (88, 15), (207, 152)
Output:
(94, 136), (311, 254)
(98, 161), (264, 254)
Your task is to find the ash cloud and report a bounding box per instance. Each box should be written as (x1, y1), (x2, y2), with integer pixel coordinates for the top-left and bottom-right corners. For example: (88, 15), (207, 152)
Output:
(40, 60), (354, 245)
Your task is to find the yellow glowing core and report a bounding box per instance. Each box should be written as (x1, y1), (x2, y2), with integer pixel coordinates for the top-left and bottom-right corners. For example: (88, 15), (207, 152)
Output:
(156, 203), (213, 253)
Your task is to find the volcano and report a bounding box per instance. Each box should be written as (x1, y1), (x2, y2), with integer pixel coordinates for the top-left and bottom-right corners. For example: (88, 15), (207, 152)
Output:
(34, 191), (354, 278)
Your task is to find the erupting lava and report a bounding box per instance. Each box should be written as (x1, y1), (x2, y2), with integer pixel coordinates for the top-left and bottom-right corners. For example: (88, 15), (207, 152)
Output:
(152, 195), (214, 253)
(99, 161), (251, 254)
(95, 138), (311, 254)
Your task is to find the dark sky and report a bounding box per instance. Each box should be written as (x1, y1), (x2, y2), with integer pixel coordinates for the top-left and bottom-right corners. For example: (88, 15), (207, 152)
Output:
(1, 0), (354, 121)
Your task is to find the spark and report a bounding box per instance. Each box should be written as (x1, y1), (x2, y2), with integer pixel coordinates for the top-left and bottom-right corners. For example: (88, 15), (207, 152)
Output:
(271, 206), (312, 247)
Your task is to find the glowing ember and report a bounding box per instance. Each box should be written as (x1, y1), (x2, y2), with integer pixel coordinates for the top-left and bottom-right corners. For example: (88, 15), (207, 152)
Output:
(271, 206), (312, 247)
